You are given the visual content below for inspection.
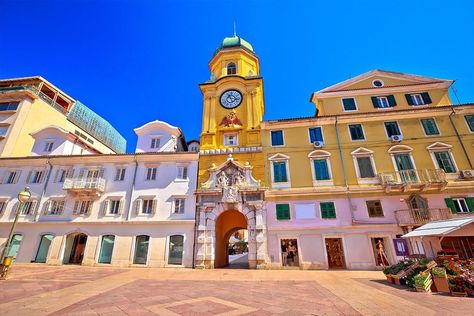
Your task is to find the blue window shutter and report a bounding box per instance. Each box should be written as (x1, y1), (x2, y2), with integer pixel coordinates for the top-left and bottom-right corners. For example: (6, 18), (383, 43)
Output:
(421, 92), (432, 104)
(314, 159), (329, 180)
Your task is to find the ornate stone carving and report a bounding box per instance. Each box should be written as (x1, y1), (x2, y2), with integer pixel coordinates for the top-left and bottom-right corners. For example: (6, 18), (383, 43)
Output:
(219, 110), (242, 127)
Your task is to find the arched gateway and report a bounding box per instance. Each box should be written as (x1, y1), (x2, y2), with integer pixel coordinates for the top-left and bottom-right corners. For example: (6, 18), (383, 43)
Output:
(194, 155), (268, 269)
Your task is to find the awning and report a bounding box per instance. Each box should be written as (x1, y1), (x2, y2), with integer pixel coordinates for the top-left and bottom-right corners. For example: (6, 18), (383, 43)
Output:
(402, 217), (474, 238)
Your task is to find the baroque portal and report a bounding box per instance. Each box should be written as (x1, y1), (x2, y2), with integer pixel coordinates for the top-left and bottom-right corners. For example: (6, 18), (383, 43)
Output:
(194, 155), (268, 269)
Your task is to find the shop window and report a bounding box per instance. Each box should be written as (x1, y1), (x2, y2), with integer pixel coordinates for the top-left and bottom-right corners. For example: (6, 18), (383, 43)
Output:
(133, 235), (150, 264)
(98, 235), (115, 264)
(168, 235), (184, 265)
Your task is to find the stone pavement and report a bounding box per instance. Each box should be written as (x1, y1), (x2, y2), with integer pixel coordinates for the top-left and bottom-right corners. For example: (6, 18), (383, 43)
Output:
(0, 264), (472, 315)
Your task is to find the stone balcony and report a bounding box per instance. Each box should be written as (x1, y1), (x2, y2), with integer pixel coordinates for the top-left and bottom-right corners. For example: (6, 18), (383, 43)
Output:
(395, 208), (452, 226)
(63, 177), (106, 197)
(378, 169), (446, 192)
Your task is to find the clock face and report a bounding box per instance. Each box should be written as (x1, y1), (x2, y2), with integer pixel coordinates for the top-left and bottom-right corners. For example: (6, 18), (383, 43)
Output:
(220, 90), (243, 109)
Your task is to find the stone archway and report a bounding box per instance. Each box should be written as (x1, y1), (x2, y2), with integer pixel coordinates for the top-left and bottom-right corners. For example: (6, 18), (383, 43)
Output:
(215, 210), (247, 268)
(194, 155), (268, 269)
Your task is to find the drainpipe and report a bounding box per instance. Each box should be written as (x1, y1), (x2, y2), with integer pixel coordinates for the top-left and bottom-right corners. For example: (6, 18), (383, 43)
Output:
(335, 116), (355, 222)
(125, 154), (138, 221)
(192, 155), (201, 269)
(34, 158), (54, 222)
(449, 106), (473, 169)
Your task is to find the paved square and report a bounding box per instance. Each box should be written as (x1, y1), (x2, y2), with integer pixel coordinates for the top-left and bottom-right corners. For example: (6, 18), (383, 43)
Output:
(0, 264), (472, 315)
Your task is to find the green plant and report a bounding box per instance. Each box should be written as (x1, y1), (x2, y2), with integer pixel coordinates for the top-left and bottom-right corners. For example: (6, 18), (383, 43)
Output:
(431, 267), (446, 278)
(414, 272), (430, 287)
(419, 258), (431, 266)
(406, 267), (425, 288)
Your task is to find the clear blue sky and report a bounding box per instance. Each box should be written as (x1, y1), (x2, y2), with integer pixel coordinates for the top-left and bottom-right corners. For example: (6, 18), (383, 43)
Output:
(1, 0), (473, 152)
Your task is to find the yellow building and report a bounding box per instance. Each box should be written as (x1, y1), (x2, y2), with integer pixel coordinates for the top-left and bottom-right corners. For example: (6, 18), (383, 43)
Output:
(0, 76), (125, 156)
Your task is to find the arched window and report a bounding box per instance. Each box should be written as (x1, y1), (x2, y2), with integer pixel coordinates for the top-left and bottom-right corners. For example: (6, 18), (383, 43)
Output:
(168, 235), (184, 265)
(133, 235), (150, 264)
(98, 235), (115, 264)
(226, 62), (237, 75)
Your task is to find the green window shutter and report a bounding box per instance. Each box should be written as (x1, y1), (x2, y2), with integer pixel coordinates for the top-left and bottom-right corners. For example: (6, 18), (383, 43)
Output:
(371, 96), (379, 108)
(444, 198), (457, 214)
(320, 202), (336, 219)
(465, 197), (474, 212)
(276, 204), (290, 220)
(421, 92), (432, 104)
(387, 95), (397, 107)
(405, 94), (414, 105)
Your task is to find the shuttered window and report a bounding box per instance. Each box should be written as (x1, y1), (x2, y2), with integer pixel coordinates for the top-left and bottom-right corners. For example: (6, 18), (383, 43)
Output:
(405, 92), (432, 106)
(309, 127), (323, 143)
(434, 151), (456, 173)
(271, 130), (284, 146)
(320, 202), (336, 219)
(276, 203), (291, 220)
(421, 118), (439, 135)
(372, 95), (396, 108)
(313, 159), (330, 180)
(445, 198), (474, 213)
(357, 157), (375, 178)
(273, 161), (288, 183)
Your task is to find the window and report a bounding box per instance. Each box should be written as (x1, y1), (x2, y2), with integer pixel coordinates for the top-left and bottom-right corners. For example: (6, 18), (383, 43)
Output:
(43, 141), (54, 152)
(421, 118), (439, 135)
(150, 138), (160, 149)
(309, 127), (323, 143)
(21, 201), (36, 215)
(434, 151), (456, 173)
(406, 92), (432, 106)
(28, 170), (44, 184)
(357, 157), (375, 178)
(0, 201), (7, 214)
(273, 161), (288, 182)
(48, 200), (65, 215)
(313, 159), (330, 180)
(348, 124), (365, 141)
(174, 198), (185, 214)
(0, 102), (19, 111)
(142, 199), (155, 214)
(115, 168), (126, 181)
(109, 200), (121, 215)
(224, 134), (238, 146)
(366, 200), (384, 217)
(372, 95), (396, 108)
(98, 235), (115, 264)
(168, 235), (184, 265)
(465, 115), (474, 132)
(133, 235), (150, 264)
(271, 130), (284, 146)
(372, 80), (384, 87)
(445, 198), (473, 214)
(4, 171), (19, 184)
(226, 62), (237, 75)
(276, 203), (291, 220)
(0, 127), (8, 137)
(384, 121), (401, 137)
(55, 168), (72, 183)
(146, 167), (157, 181)
(320, 202), (336, 219)
(177, 166), (188, 180)
(342, 98), (357, 111)
(73, 200), (93, 215)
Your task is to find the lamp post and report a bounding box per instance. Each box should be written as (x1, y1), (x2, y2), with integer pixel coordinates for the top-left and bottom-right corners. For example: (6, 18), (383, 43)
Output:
(0, 187), (31, 279)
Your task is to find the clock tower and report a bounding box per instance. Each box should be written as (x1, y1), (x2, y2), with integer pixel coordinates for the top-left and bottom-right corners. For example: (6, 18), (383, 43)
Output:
(198, 35), (266, 186)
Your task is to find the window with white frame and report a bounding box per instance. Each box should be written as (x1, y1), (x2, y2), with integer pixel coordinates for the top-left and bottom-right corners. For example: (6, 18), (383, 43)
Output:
(115, 167), (126, 181)
(421, 118), (439, 136)
(142, 199), (155, 214)
(0, 200), (8, 214)
(146, 167), (157, 181)
(366, 200), (384, 217)
(224, 134), (238, 146)
(28, 170), (45, 184)
(268, 154), (290, 187)
(173, 198), (185, 214)
(348, 124), (365, 141)
(372, 95), (396, 108)
(150, 137), (160, 149)
(46, 200), (65, 215)
(376, 96), (389, 108)
(384, 121), (401, 137)
(351, 147), (377, 183)
(406, 92), (432, 106)
(451, 198), (470, 213)
(43, 141), (54, 153)
(342, 98), (357, 111)
(427, 142), (457, 174)
(465, 115), (474, 132)
(21, 200), (37, 215)
(73, 200), (93, 215)
(55, 168), (73, 183)
(177, 166), (188, 180)
(308, 150), (333, 185)
(308, 127), (323, 143)
(109, 199), (121, 215)
(3, 170), (20, 184)
(226, 62), (237, 75)
(270, 130), (284, 146)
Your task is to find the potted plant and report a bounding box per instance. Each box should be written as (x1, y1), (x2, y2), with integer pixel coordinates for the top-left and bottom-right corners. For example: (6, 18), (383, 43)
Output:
(431, 267), (449, 292)
(448, 276), (468, 297)
(414, 272), (432, 293)
(383, 266), (394, 283)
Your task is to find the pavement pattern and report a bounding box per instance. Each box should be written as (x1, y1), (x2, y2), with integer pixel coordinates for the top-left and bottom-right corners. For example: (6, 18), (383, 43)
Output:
(0, 264), (472, 315)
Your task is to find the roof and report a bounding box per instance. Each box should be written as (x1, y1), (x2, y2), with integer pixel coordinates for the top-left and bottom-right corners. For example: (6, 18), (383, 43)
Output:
(215, 35), (255, 55)
(134, 120), (182, 137)
(402, 217), (474, 238)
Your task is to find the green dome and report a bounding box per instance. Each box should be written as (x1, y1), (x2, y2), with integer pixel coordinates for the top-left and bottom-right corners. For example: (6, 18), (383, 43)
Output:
(218, 35), (254, 53)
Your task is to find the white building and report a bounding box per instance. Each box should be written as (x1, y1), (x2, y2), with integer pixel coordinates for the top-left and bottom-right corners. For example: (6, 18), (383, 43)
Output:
(0, 120), (198, 267)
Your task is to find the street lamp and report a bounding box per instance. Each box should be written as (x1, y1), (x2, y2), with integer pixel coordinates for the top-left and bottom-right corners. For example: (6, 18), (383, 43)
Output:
(0, 187), (31, 279)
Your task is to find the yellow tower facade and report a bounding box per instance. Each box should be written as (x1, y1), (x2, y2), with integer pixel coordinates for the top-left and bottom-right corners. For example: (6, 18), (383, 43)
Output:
(198, 36), (265, 186)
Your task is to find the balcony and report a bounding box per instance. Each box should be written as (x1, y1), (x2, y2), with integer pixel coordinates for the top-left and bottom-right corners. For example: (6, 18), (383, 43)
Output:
(395, 208), (452, 226)
(378, 169), (446, 192)
(63, 177), (106, 197)
(0, 85), (68, 114)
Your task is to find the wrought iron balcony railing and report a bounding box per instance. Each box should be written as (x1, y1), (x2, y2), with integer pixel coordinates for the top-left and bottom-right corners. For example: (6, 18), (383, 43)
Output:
(395, 208), (452, 226)
(378, 169), (446, 186)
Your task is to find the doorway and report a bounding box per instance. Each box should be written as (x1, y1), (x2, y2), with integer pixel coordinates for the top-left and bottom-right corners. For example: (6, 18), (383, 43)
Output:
(280, 238), (300, 267)
(371, 237), (390, 266)
(64, 233), (87, 264)
(227, 229), (248, 269)
(35, 234), (54, 263)
(325, 238), (346, 269)
(215, 210), (248, 268)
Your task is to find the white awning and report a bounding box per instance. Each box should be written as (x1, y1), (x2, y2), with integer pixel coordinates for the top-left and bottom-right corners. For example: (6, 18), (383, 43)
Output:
(402, 217), (474, 238)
